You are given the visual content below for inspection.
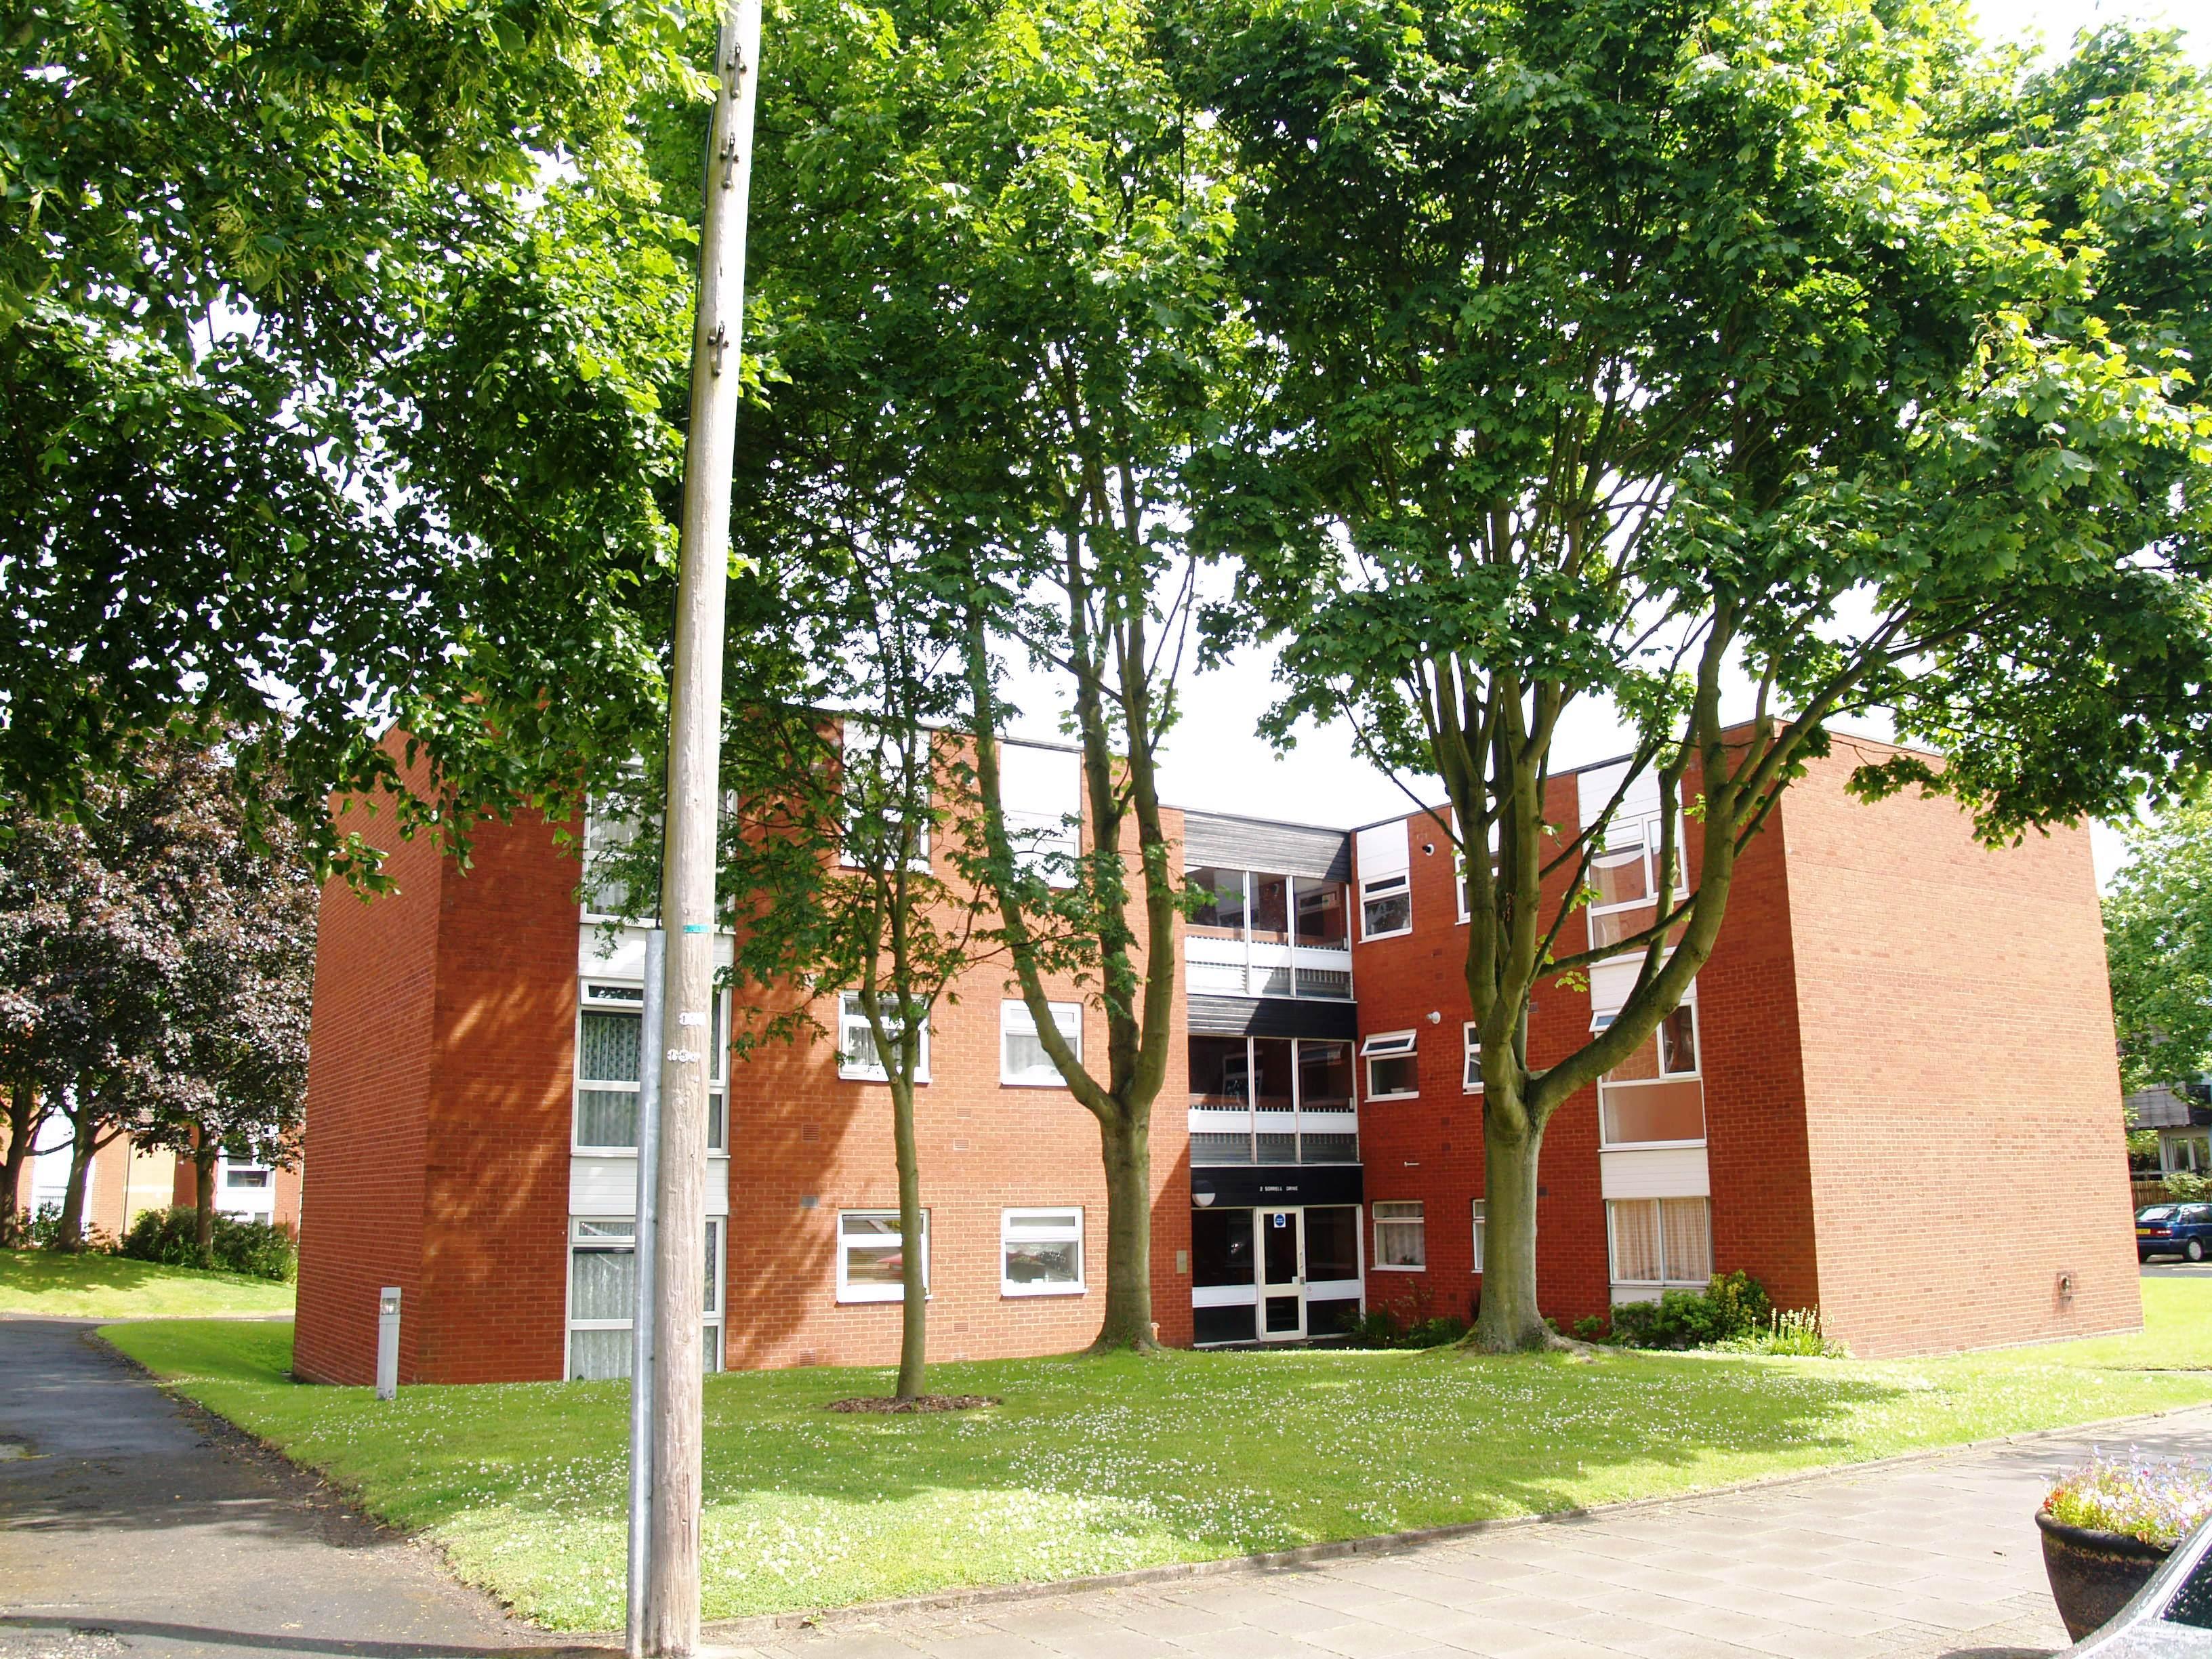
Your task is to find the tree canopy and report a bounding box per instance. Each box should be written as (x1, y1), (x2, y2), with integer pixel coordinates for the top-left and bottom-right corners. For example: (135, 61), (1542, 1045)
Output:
(2106, 804), (2212, 1097)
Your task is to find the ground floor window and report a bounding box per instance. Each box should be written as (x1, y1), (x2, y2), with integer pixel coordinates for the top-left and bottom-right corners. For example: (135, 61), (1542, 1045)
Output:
(1373, 1200), (1425, 1269)
(1001, 1207), (1084, 1294)
(1605, 1197), (1712, 1287)
(837, 1208), (930, 1303)
(566, 1217), (723, 1381)
(1471, 1198), (1486, 1273)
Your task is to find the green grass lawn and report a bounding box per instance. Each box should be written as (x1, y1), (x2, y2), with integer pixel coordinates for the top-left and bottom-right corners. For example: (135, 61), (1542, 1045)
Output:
(105, 1279), (2212, 1631)
(1, 1247), (295, 1319)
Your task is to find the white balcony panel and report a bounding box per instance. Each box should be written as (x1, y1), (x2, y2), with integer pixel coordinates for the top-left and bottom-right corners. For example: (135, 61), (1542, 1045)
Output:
(1307, 1277), (1361, 1301)
(1185, 935), (1247, 968)
(1189, 1108), (1254, 1135)
(1186, 960), (1248, 997)
(1298, 1110), (1359, 1134)
(1597, 1145), (1709, 1202)
(571, 1153), (731, 1216)
(1254, 1109), (1297, 1134)
(1191, 1284), (1258, 1309)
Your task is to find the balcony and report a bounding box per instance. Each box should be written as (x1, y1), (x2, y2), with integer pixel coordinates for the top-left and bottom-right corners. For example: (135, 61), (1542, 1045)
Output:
(1188, 1099), (1359, 1166)
(1184, 930), (1353, 1002)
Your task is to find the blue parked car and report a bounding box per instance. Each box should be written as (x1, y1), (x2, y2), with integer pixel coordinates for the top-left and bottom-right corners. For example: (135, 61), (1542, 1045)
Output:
(2137, 1204), (2212, 1263)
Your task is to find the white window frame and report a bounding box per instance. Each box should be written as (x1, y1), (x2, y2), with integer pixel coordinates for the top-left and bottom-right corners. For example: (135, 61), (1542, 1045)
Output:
(564, 1216), (723, 1380)
(1000, 1206), (1085, 1296)
(1471, 1197), (1486, 1273)
(1361, 1029), (1419, 1101)
(836, 1208), (930, 1303)
(1595, 993), (1703, 1149)
(1372, 1200), (1426, 1270)
(1462, 1022), (1483, 1094)
(1000, 1000), (1081, 1087)
(1584, 810), (1688, 956)
(1359, 872), (1412, 941)
(837, 991), (930, 1084)
(575, 980), (727, 1153)
(1605, 1196), (1713, 1288)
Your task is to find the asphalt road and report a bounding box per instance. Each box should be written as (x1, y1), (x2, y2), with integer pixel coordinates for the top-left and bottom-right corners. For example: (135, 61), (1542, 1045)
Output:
(2141, 1260), (2212, 1277)
(0, 1317), (595, 1659)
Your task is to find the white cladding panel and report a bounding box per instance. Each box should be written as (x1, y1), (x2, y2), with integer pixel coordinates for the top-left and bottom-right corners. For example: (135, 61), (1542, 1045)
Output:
(1355, 818), (1410, 882)
(1599, 1145), (1711, 1201)
(570, 1154), (731, 1217)
(1577, 760), (1661, 830)
(1000, 741), (1082, 819)
(580, 924), (732, 982)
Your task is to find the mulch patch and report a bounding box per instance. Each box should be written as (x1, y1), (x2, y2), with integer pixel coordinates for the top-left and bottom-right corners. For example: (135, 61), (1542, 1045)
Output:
(825, 1394), (1002, 1414)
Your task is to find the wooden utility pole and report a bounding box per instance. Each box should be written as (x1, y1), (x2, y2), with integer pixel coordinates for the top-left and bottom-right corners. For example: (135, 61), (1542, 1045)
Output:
(644, 0), (760, 1650)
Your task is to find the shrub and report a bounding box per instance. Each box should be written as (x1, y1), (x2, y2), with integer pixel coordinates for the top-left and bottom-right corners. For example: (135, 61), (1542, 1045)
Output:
(7, 1202), (119, 1253)
(1711, 1307), (1848, 1357)
(2165, 1170), (2211, 1202)
(120, 1206), (296, 1282)
(1607, 1271), (1773, 1350)
(2046, 1452), (2212, 1549)
(1338, 1284), (1471, 1349)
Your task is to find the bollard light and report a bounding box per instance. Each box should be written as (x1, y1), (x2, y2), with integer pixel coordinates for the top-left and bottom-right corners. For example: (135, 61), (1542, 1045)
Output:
(376, 1286), (401, 1401)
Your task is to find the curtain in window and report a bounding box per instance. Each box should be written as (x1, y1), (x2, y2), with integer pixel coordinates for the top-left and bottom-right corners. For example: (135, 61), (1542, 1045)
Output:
(1609, 1200), (1663, 1282)
(579, 1011), (640, 1082)
(1662, 1197), (1713, 1282)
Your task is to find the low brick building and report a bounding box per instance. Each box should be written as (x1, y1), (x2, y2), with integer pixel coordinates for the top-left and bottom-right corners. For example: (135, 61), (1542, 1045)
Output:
(293, 729), (2137, 1381)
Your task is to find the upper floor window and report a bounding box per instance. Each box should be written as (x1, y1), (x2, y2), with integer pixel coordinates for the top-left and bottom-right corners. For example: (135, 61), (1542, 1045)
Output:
(837, 991), (930, 1084)
(575, 980), (725, 1152)
(1596, 994), (1702, 1147)
(1187, 867), (1249, 935)
(998, 742), (1082, 886)
(1001, 1000), (1081, 1086)
(841, 720), (930, 871)
(1355, 820), (1412, 939)
(1362, 1030), (1419, 1100)
(1586, 811), (1686, 951)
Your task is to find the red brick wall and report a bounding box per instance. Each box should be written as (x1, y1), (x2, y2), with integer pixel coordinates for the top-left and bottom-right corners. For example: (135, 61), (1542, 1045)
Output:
(722, 799), (1193, 1370)
(1349, 792), (1613, 1332)
(1781, 740), (2139, 1356)
(1699, 796), (1822, 1314)
(293, 776), (443, 1385)
(416, 811), (582, 1382)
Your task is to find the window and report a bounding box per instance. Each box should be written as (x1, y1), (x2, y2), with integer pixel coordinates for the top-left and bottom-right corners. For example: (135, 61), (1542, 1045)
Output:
(1462, 1023), (1483, 1093)
(1361, 873), (1411, 939)
(842, 720), (930, 869)
(1187, 867), (1248, 935)
(1584, 811), (1687, 952)
(999, 742), (1082, 884)
(1001, 1208), (1084, 1295)
(837, 1209), (929, 1303)
(566, 1217), (722, 1381)
(581, 796), (643, 918)
(1001, 1000), (1081, 1086)
(1362, 1030), (1418, 1101)
(1471, 1198), (1486, 1272)
(1355, 819), (1412, 939)
(1373, 1200), (1425, 1269)
(1597, 996), (1703, 1147)
(575, 981), (726, 1152)
(1606, 1197), (1712, 1286)
(225, 1167), (272, 1189)
(837, 991), (930, 1083)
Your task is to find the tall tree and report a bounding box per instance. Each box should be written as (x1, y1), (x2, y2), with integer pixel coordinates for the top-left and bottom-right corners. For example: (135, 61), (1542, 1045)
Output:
(3, 0), (707, 876)
(1166, 0), (2212, 1348)
(0, 737), (314, 1249)
(738, 0), (1241, 1352)
(2105, 805), (2212, 1096)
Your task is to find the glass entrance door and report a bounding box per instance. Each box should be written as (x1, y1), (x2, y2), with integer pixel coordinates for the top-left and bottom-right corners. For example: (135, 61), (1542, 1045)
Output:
(1258, 1208), (1305, 1339)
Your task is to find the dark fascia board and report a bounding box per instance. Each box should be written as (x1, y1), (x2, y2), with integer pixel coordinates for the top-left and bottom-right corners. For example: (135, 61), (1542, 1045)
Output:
(1187, 994), (1359, 1041)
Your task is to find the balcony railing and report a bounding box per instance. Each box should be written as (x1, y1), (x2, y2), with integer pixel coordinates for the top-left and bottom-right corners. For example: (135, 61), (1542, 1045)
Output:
(1185, 933), (1353, 1001)
(1189, 1102), (1359, 1165)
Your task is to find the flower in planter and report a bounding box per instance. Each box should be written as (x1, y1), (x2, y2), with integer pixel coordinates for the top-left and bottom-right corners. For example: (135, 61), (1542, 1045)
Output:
(2045, 1450), (2212, 1549)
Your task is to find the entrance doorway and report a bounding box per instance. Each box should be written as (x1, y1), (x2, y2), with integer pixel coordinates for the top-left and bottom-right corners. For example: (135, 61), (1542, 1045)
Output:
(1259, 1208), (1305, 1339)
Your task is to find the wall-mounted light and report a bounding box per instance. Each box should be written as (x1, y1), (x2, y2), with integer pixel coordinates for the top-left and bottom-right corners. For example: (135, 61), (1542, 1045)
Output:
(1427, 1010), (1441, 1025)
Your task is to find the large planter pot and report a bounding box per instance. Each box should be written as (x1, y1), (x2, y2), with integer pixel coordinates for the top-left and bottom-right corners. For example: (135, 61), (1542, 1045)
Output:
(2036, 1510), (2173, 1641)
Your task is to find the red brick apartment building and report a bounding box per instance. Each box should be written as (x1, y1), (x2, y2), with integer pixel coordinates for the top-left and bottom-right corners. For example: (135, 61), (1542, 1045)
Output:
(293, 731), (2137, 1383)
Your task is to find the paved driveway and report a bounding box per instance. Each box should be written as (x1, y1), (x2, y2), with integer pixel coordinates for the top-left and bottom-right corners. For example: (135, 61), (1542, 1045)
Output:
(717, 1408), (2212, 1659)
(0, 1317), (577, 1659)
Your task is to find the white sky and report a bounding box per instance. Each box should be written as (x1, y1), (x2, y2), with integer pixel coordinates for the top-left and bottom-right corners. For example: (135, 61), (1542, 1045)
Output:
(994, 0), (2205, 884)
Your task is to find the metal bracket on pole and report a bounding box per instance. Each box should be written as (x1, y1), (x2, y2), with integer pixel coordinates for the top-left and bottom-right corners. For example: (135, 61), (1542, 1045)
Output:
(626, 926), (666, 1659)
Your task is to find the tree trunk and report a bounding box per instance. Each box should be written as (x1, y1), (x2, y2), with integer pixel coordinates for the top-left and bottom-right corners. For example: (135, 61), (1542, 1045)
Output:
(1466, 1099), (1554, 1352)
(2, 1082), (41, 1233)
(194, 1142), (219, 1267)
(1090, 1111), (1156, 1353)
(53, 1116), (97, 1252)
(891, 1076), (927, 1400)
